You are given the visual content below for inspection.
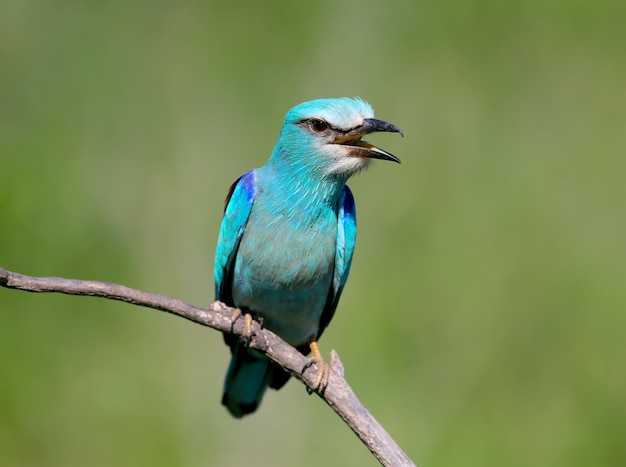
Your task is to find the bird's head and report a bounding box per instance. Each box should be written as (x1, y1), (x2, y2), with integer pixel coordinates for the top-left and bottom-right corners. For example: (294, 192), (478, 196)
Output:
(271, 97), (402, 179)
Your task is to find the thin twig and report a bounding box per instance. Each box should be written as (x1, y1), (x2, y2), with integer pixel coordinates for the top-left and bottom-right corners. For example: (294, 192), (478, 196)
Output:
(0, 267), (415, 467)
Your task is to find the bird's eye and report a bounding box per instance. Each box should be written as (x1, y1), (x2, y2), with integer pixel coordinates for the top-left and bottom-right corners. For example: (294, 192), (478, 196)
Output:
(309, 119), (329, 133)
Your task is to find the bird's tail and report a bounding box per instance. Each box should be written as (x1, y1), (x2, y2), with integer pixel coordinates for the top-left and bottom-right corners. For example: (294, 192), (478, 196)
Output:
(222, 342), (273, 418)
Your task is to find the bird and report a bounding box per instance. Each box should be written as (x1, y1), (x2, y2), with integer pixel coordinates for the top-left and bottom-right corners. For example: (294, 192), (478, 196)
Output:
(214, 97), (402, 417)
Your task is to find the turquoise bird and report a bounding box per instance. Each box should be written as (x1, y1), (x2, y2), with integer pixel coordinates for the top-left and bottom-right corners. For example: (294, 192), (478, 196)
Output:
(215, 97), (402, 417)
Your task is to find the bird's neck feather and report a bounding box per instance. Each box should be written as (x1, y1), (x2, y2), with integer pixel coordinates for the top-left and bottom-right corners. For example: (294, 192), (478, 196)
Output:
(261, 149), (349, 215)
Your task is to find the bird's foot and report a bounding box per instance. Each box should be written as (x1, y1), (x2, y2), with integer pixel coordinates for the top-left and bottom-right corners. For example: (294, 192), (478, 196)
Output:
(230, 309), (255, 346)
(302, 338), (330, 395)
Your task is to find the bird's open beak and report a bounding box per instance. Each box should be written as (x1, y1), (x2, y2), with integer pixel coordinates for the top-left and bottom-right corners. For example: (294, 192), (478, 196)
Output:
(332, 118), (403, 163)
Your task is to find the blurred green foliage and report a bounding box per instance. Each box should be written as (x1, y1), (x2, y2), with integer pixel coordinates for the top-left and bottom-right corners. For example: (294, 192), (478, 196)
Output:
(1, 0), (625, 466)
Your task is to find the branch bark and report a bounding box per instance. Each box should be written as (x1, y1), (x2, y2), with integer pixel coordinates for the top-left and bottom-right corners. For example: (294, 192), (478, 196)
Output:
(0, 267), (415, 467)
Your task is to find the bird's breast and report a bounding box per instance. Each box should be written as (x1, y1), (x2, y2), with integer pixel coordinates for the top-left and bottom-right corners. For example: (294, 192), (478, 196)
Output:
(231, 202), (338, 346)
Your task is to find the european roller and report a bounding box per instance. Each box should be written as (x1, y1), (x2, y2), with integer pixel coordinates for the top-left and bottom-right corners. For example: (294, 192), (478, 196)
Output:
(214, 97), (402, 417)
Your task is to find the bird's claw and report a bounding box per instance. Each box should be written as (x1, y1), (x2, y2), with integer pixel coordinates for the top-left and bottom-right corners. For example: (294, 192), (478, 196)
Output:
(302, 357), (330, 395)
(230, 309), (255, 346)
(303, 338), (330, 395)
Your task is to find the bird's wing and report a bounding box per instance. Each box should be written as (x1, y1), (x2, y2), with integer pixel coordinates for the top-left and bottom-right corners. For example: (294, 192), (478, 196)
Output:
(316, 185), (357, 341)
(214, 170), (257, 305)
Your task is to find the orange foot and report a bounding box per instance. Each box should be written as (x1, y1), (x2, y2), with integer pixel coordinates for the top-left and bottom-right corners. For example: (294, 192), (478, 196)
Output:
(303, 337), (330, 395)
(230, 309), (255, 346)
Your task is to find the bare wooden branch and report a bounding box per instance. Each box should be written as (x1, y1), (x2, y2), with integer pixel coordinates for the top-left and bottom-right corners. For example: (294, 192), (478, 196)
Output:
(0, 266), (415, 467)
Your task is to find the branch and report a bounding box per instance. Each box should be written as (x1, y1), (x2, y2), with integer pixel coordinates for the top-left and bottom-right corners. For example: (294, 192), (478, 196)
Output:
(0, 267), (415, 467)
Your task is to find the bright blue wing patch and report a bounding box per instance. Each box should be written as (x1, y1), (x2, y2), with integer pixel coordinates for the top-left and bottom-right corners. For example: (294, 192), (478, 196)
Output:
(214, 170), (257, 302)
(335, 185), (356, 296)
(317, 185), (356, 336)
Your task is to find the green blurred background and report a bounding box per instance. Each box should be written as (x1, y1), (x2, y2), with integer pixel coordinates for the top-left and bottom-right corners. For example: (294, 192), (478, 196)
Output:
(1, 0), (625, 466)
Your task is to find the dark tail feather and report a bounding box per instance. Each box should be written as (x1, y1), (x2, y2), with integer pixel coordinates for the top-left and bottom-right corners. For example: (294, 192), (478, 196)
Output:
(268, 364), (291, 390)
(222, 343), (273, 418)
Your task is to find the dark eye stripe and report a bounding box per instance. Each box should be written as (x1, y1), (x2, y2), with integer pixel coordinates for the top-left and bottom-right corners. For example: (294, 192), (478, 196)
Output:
(310, 119), (328, 132)
(299, 118), (348, 135)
